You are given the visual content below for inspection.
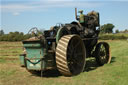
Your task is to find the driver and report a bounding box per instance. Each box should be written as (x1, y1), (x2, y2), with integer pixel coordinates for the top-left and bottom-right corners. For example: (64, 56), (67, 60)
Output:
(79, 10), (85, 26)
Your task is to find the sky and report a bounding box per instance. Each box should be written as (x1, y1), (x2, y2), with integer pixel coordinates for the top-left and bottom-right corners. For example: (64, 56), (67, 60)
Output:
(0, 0), (128, 34)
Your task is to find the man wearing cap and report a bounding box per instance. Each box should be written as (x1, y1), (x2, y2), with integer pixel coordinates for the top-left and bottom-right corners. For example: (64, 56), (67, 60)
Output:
(79, 10), (85, 26)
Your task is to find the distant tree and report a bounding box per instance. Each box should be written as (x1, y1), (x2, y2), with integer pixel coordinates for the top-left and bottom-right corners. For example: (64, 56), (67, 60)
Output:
(100, 23), (115, 33)
(115, 29), (119, 33)
(119, 29), (128, 33)
(23, 34), (31, 40)
(124, 29), (128, 33)
(5, 31), (25, 41)
(0, 29), (4, 36)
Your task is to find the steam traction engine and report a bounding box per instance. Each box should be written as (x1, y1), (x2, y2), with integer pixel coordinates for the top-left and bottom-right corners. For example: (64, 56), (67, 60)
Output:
(19, 8), (111, 76)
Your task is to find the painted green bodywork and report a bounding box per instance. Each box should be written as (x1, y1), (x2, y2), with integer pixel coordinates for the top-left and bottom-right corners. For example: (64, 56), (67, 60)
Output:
(19, 54), (25, 66)
(56, 28), (63, 43)
(56, 27), (69, 43)
(23, 42), (44, 70)
(20, 39), (55, 71)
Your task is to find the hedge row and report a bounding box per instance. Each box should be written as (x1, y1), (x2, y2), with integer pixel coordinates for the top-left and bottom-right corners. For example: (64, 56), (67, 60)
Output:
(0, 32), (31, 41)
(0, 34), (31, 41)
(0, 32), (128, 41)
(99, 34), (128, 40)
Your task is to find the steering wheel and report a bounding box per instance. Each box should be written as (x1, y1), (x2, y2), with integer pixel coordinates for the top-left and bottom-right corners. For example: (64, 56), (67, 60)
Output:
(28, 27), (39, 38)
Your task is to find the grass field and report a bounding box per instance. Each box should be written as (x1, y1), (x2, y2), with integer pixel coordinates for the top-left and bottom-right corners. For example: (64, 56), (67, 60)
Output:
(0, 40), (128, 85)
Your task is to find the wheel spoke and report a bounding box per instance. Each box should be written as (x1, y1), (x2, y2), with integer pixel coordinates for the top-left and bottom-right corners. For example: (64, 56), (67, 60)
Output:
(68, 40), (74, 54)
(74, 41), (81, 49)
(71, 59), (82, 68)
(75, 53), (83, 56)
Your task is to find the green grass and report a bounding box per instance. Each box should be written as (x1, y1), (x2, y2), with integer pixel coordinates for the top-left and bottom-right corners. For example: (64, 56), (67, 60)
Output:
(0, 40), (128, 85)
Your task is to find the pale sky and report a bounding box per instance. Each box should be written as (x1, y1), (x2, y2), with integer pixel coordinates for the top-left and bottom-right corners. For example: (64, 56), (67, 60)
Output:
(1, 0), (128, 33)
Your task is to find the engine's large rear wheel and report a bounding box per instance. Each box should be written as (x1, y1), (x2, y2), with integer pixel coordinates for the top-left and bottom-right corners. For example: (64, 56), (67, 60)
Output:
(56, 35), (86, 76)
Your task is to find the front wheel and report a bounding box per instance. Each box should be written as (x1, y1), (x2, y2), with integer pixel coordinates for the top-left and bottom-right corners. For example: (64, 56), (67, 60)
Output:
(95, 42), (111, 66)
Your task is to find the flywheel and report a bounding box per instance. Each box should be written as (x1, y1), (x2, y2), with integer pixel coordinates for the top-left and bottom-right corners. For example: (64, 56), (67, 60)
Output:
(56, 35), (86, 76)
(95, 42), (111, 66)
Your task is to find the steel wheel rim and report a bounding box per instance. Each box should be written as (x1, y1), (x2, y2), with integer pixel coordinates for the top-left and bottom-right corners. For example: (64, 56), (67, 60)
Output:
(56, 35), (86, 76)
(96, 42), (111, 65)
(66, 36), (86, 75)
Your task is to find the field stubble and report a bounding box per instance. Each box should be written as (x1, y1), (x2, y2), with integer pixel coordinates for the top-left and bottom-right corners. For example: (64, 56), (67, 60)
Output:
(0, 40), (128, 85)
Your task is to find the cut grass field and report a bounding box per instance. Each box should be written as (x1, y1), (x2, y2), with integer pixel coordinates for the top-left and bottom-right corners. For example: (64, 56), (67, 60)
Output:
(0, 40), (128, 85)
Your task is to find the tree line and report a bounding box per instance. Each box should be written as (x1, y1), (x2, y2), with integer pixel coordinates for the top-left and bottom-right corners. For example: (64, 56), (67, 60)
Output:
(100, 23), (128, 34)
(100, 23), (114, 33)
(0, 23), (127, 41)
(0, 31), (31, 41)
(115, 29), (128, 33)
